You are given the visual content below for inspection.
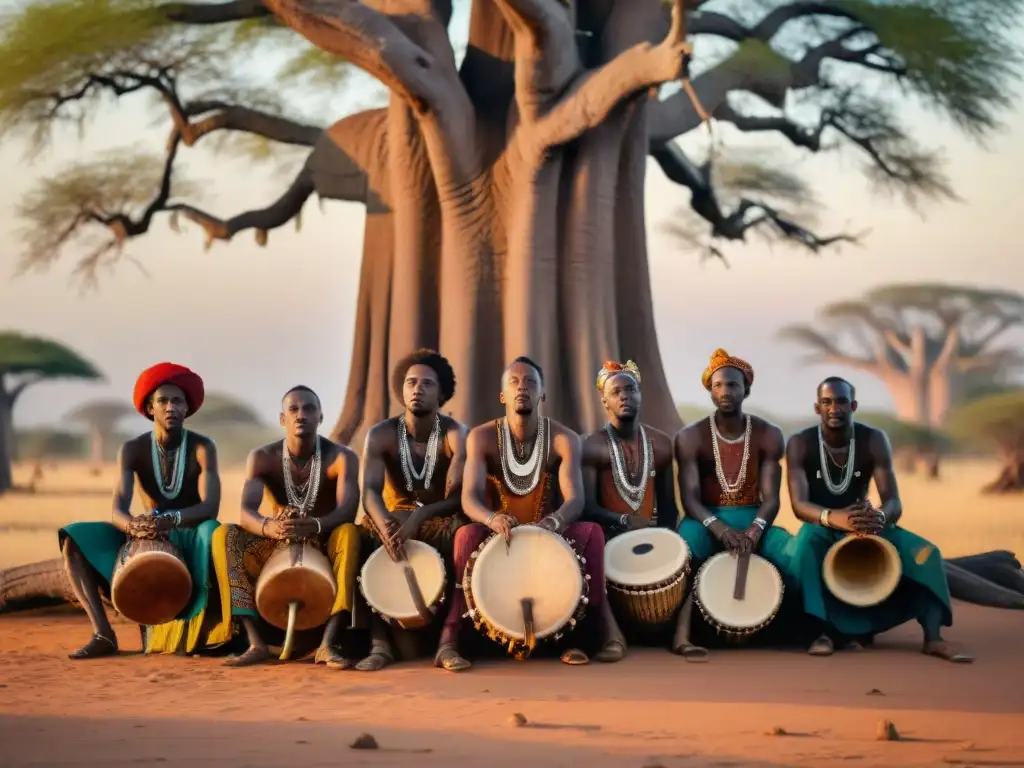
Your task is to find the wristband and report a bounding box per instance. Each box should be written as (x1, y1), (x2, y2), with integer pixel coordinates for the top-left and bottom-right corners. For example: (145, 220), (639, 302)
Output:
(486, 511), (496, 527)
(261, 517), (269, 537)
(173, 510), (182, 527)
(752, 518), (767, 530)
(619, 513), (629, 527)
(819, 509), (831, 528)
(702, 515), (718, 528)
(315, 517), (323, 534)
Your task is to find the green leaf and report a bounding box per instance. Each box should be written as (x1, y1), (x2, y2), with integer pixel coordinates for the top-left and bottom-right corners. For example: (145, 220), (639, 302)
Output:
(0, 331), (103, 380)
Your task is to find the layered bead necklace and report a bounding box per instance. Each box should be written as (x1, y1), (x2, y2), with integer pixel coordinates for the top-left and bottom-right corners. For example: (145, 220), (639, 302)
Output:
(710, 413), (751, 498)
(397, 413), (442, 492)
(818, 424), (856, 495)
(605, 423), (653, 512)
(282, 437), (322, 513)
(498, 417), (548, 496)
(152, 430), (188, 500)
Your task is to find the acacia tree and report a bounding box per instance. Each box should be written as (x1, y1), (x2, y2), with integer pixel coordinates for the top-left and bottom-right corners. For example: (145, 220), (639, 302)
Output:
(3, 0), (1021, 445)
(780, 284), (1024, 427)
(66, 398), (133, 462)
(0, 332), (103, 494)
(946, 390), (1024, 493)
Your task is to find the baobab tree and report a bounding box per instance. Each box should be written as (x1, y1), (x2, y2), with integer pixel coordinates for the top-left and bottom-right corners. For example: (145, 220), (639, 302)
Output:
(66, 398), (133, 463)
(780, 284), (1024, 427)
(4, 0), (1022, 444)
(0, 331), (103, 494)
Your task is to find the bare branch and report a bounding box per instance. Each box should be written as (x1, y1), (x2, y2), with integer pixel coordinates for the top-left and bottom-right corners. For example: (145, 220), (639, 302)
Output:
(159, 0), (273, 24)
(776, 325), (881, 372)
(181, 100), (321, 146)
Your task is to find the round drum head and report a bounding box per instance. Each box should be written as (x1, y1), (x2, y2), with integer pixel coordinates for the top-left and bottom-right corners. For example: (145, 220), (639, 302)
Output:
(605, 528), (689, 587)
(469, 525), (582, 640)
(696, 552), (783, 629)
(112, 552), (192, 626)
(360, 540), (446, 620)
(256, 544), (337, 631)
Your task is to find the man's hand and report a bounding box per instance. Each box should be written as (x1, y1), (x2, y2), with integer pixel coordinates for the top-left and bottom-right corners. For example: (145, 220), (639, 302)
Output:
(262, 517), (290, 540)
(126, 516), (156, 538)
(376, 514), (407, 562)
(853, 503), (886, 535)
(283, 517), (321, 540)
(828, 501), (880, 534)
(537, 514), (561, 533)
(718, 527), (753, 556)
(152, 514), (177, 534)
(625, 514), (654, 531)
(742, 524), (763, 550)
(488, 513), (517, 543)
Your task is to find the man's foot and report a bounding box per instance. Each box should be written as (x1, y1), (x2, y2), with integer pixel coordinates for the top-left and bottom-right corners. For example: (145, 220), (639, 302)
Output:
(354, 649), (394, 672)
(560, 648), (589, 665)
(223, 645), (272, 667)
(594, 640), (626, 663)
(672, 641), (709, 663)
(68, 634), (118, 660)
(922, 640), (973, 663)
(434, 644), (472, 672)
(808, 635), (835, 657)
(844, 640), (865, 652)
(314, 645), (356, 670)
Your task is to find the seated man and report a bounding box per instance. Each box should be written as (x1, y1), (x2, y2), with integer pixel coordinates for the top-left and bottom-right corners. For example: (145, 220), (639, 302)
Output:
(356, 349), (468, 671)
(581, 360), (680, 659)
(435, 356), (616, 672)
(222, 385), (361, 667)
(673, 349), (796, 659)
(786, 376), (971, 662)
(59, 363), (227, 659)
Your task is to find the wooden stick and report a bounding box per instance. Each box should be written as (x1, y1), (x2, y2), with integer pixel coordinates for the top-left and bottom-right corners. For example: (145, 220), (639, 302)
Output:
(733, 553), (751, 601)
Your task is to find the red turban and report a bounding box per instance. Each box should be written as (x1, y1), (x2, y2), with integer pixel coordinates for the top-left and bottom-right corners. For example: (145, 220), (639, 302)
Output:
(701, 348), (754, 391)
(133, 363), (205, 419)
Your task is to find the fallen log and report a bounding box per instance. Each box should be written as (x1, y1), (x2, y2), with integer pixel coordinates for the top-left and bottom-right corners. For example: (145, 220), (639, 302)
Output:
(2, 552), (1023, 615)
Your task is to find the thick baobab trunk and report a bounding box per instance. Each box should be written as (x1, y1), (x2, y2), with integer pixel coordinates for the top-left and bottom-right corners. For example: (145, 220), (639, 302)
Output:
(983, 444), (1024, 493)
(0, 392), (15, 495)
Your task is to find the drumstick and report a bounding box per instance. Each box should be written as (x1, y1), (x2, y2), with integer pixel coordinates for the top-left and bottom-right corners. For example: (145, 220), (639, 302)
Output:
(733, 552), (751, 601)
(520, 597), (537, 657)
(400, 502), (432, 623)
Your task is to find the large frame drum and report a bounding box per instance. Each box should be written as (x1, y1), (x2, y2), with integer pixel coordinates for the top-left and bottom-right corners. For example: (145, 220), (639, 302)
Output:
(694, 551), (784, 643)
(359, 539), (447, 630)
(605, 528), (690, 633)
(255, 540), (337, 659)
(464, 525), (588, 659)
(111, 537), (192, 626)
(823, 533), (902, 607)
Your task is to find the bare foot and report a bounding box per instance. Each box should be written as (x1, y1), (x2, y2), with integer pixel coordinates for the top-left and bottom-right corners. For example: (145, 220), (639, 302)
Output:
(808, 635), (835, 657)
(315, 646), (355, 670)
(68, 634), (118, 660)
(594, 640), (626, 663)
(560, 648), (589, 665)
(224, 645), (272, 667)
(923, 640), (973, 663)
(434, 644), (471, 672)
(354, 650), (394, 672)
(672, 642), (710, 663)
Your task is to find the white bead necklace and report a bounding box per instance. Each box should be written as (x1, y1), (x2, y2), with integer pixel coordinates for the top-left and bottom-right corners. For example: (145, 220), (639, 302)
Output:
(818, 425), (856, 496)
(152, 430), (188, 500)
(499, 417), (548, 496)
(397, 414), (442, 491)
(282, 437), (322, 513)
(710, 414), (751, 496)
(605, 424), (652, 512)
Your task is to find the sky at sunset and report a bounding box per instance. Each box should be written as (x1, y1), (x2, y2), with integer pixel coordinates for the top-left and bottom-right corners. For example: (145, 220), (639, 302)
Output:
(2, 5), (1023, 432)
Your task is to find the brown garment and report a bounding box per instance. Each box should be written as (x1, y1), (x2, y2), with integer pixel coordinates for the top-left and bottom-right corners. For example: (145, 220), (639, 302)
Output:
(597, 467), (656, 521)
(382, 432), (454, 511)
(699, 427), (760, 508)
(486, 418), (558, 525)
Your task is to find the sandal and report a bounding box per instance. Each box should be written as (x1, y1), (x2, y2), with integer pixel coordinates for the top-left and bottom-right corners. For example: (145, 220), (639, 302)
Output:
(434, 644), (472, 672)
(923, 641), (973, 663)
(808, 635), (835, 657)
(315, 646), (356, 670)
(560, 648), (589, 665)
(223, 645), (272, 667)
(354, 650), (394, 672)
(673, 642), (710, 662)
(594, 640), (626, 663)
(68, 634), (118, 660)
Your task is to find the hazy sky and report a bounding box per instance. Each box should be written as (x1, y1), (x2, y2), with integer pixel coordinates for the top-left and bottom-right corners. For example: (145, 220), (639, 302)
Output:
(2, 11), (1023, 430)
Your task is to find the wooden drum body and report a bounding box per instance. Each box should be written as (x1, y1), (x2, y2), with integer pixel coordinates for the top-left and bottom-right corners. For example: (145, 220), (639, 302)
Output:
(823, 533), (902, 608)
(464, 525), (588, 658)
(694, 551), (784, 643)
(255, 541), (337, 633)
(605, 528), (690, 633)
(359, 540), (447, 630)
(111, 536), (193, 626)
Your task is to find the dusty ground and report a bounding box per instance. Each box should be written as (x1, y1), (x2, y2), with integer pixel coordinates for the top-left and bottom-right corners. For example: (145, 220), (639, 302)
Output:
(0, 602), (1021, 767)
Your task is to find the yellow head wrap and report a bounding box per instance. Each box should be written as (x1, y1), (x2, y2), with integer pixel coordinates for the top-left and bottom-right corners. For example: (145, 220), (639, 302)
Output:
(596, 360), (642, 392)
(701, 348), (754, 391)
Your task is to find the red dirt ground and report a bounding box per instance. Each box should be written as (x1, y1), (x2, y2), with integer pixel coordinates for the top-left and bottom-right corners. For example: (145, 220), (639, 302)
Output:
(1, 602), (1021, 767)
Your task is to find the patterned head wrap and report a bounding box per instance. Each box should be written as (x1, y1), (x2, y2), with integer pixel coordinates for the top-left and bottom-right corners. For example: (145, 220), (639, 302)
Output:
(133, 362), (205, 420)
(596, 360), (642, 392)
(701, 348), (754, 391)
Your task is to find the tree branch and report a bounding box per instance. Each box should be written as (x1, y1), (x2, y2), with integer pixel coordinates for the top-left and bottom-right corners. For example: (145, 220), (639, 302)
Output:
(160, 0), (273, 24)
(181, 101), (321, 147)
(776, 325), (881, 372)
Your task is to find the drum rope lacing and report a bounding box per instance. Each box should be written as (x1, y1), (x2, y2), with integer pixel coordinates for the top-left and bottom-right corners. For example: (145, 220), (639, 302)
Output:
(498, 417), (549, 496)
(710, 414), (751, 497)
(282, 437), (322, 513)
(818, 424), (856, 495)
(605, 424), (653, 512)
(397, 414), (442, 492)
(151, 430), (188, 500)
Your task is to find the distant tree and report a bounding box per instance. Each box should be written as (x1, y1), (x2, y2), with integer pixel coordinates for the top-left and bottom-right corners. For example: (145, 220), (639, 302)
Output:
(780, 284), (1024, 427)
(0, 332), (103, 494)
(945, 390), (1024, 494)
(857, 410), (948, 479)
(186, 391), (263, 431)
(65, 399), (133, 463)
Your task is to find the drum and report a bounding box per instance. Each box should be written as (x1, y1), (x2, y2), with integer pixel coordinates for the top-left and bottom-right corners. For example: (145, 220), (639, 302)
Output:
(605, 528), (690, 633)
(823, 533), (903, 607)
(111, 537), (192, 626)
(694, 551), (784, 642)
(359, 539), (447, 630)
(255, 540), (337, 660)
(463, 525), (588, 659)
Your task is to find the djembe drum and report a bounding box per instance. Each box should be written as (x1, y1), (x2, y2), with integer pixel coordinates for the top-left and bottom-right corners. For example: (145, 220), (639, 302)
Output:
(823, 533), (903, 607)
(359, 539), (447, 630)
(693, 551), (784, 643)
(255, 539), (337, 660)
(463, 525), (588, 659)
(604, 528), (691, 635)
(110, 537), (192, 626)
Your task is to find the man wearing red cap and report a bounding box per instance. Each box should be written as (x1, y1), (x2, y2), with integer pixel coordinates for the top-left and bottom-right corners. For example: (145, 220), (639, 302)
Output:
(58, 363), (225, 659)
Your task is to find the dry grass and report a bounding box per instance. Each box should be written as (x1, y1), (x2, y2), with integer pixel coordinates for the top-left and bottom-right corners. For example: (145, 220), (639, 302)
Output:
(0, 458), (1020, 570)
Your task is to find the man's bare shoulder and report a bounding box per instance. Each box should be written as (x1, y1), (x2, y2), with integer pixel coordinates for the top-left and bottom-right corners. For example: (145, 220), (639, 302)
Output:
(674, 417), (709, 444)
(547, 419), (579, 441)
(467, 420), (499, 448)
(440, 414), (468, 442)
(365, 417), (400, 448)
(321, 434), (357, 465)
(645, 425), (675, 465)
(750, 415), (785, 443)
(580, 429), (610, 465)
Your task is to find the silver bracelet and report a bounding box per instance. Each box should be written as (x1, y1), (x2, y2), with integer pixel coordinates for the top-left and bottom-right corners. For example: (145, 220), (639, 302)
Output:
(702, 515), (718, 528)
(752, 518), (767, 530)
(486, 511), (496, 526)
(315, 517), (323, 534)
(619, 513), (629, 527)
(173, 510), (182, 527)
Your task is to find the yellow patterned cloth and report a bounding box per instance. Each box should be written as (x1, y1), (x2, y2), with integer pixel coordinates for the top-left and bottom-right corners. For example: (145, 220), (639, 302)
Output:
(701, 348), (754, 390)
(223, 522), (360, 618)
